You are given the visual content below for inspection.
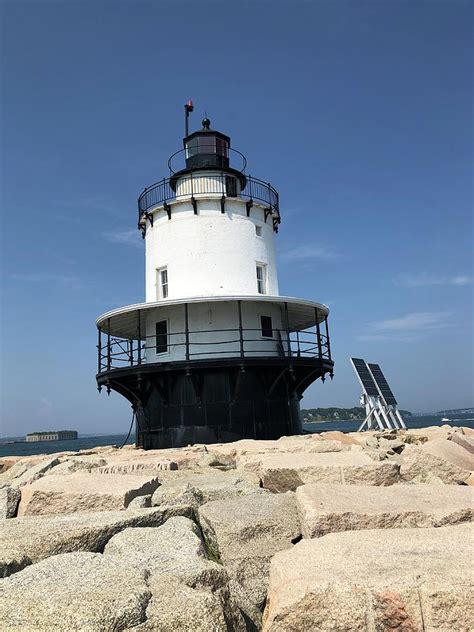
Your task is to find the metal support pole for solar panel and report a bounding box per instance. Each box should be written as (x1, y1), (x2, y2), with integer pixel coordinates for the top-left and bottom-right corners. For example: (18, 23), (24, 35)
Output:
(358, 402), (385, 432)
(385, 406), (400, 430)
(184, 303), (190, 361)
(137, 309), (142, 365)
(377, 401), (393, 430)
(395, 409), (407, 429)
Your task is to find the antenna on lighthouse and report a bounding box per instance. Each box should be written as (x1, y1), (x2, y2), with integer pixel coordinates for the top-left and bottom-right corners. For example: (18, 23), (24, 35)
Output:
(184, 100), (194, 136)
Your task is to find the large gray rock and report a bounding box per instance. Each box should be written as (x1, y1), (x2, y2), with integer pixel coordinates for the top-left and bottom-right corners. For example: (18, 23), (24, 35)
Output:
(274, 436), (348, 454)
(296, 483), (474, 538)
(127, 494), (152, 509)
(0, 456), (21, 476)
(0, 456), (24, 475)
(151, 470), (261, 512)
(263, 523), (474, 631)
(105, 517), (245, 630)
(199, 491), (300, 623)
(207, 436), (347, 470)
(423, 438), (474, 471)
(0, 551), (150, 631)
(104, 516), (224, 589)
(152, 481), (202, 514)
(0, 485), (21, 519)
(44, 454), (107, 475)
(400, 446), (471, 484)
(245, 452), (400, 492)
(127, 576), (243, 632)
(0, 459), (39, 487)
(1, 456), (60, 489)
(0, 506), (192, 578)
(96, 460), (178, 475)
(17, 473), (161, 516)
(450, 431), (474, 454)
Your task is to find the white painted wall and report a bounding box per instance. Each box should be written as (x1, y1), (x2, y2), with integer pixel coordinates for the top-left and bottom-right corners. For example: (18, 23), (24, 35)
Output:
(143, 300), (286, 363)
(144, 195), (279, 302)
(174, 171), (242, 198)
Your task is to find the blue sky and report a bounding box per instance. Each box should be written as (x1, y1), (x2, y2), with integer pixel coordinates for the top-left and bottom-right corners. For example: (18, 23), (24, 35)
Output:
(1, 1), (472, 436)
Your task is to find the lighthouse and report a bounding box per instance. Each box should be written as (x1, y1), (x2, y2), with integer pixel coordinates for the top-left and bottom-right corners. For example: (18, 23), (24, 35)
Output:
(96, 106), (334, 449)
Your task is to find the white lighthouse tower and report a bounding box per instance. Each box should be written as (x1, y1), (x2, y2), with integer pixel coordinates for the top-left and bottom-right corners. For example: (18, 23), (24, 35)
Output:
(96, 106), (334, 449)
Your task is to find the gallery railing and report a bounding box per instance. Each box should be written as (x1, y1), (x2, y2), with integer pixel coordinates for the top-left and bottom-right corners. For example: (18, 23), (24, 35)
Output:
(138, 173), (280, 223)
(97, 326), (332, 373)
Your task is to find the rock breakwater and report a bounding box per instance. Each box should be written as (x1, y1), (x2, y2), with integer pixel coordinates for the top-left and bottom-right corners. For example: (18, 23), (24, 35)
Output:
(0, 425), (473, 631)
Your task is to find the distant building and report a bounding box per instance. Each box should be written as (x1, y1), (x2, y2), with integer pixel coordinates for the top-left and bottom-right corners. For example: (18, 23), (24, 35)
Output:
(25, 430), (78, 442)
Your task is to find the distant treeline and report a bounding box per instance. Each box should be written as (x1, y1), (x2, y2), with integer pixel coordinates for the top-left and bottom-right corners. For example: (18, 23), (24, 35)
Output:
(301, 407), (412, 422)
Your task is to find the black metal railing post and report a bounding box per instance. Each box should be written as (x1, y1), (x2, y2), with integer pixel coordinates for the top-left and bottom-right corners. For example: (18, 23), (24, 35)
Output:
(284, 302), (292, 358)
(137, 309), (142, 365)
(324, 316), (332, 361)
(315, 307), (323, 363)
(220, 170), (226, 213)
(184, 303), (190, 361)
(238, 300), (244, 359)
(107, 318), (111, 370)
(97, 327), (102, 373)
(296, 330), (301, 357)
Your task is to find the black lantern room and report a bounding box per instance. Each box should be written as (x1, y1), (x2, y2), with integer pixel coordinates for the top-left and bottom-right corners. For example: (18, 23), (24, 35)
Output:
(184, 117), (230, 170)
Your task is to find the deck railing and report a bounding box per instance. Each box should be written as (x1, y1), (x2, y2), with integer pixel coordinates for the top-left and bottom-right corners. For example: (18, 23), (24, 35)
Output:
(97, 326), (331, 373)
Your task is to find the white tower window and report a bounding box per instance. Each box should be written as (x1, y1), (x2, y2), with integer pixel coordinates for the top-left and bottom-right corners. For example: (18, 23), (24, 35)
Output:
(256, 263), (267, 294)
(157, 267), (168, 299)
(255, 225), (262, 237)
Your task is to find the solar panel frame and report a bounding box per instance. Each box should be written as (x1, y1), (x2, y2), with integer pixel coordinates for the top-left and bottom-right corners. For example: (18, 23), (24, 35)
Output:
(367, 363), (398, 406)
(350, 358), (380, 398)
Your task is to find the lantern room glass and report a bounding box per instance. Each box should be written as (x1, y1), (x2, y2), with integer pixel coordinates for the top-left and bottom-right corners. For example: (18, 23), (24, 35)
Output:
(185, 135), (228, 159)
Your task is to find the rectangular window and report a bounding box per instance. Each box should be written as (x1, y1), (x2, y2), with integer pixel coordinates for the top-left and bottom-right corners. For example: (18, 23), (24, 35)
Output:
(156, 320), (168, 354)
(260, 315), (273, 338)
(256, 264), (266, 294)
(157, 267), (168, 299)
(185, 138), (198, 158)
(216, 137), (228, 157)
(255, 225), (262, 237)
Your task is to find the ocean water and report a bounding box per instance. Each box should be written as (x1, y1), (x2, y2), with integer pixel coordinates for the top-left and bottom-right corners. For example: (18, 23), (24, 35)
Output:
(1, 414), (473, 458)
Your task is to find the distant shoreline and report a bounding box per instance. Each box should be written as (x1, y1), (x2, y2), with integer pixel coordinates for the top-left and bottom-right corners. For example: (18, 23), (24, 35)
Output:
(1, 415), (473, 458)
(304, 419), (359, 424)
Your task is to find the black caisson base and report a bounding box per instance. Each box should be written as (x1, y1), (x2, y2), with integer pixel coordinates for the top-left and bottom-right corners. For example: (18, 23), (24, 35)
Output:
(97, 357), (333, 450)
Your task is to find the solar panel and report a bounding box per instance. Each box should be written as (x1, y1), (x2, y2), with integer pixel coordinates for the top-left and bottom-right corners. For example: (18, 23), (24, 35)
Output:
(368, 363), (398, 406)
(350, 358), (379, 398)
